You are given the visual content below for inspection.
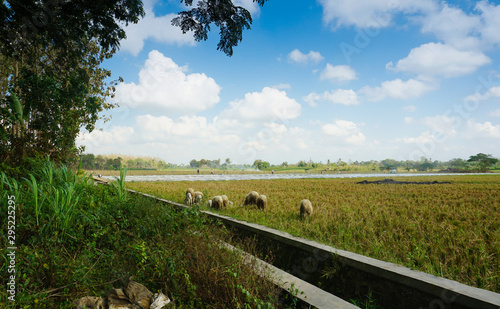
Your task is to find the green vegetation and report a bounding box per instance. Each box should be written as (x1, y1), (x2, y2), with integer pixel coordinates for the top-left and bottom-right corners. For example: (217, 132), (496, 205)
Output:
(128, 175), (500, 293)
(467, 153), (499, 172)
(1, 0), (144, 165)
(109, 166), (128, 202)
(80, 154), (172, 171)
(81, 153), (500, 174)
(0, 160), (288, 308)
(256, 154), (500, 173)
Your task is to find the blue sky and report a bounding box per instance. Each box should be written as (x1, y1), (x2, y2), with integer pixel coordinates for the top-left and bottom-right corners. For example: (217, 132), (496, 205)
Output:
(77, 0), (500, 165)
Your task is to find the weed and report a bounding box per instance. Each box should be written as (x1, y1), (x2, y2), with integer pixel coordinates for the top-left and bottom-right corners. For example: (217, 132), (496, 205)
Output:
(23, 174), (43, 226)
(350, 291), (383, 309)
(110, 165), (128, 201)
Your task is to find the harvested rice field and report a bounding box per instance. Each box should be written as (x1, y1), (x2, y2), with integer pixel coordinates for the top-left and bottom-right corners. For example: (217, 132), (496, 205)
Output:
(127, 174), (500, 293)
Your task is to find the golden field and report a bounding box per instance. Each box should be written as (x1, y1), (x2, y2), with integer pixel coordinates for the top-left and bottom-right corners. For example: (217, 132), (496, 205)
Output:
(127, 175), (500, 293)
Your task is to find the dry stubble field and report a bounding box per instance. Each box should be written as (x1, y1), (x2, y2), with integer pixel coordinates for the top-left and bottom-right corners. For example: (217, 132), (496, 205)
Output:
(127, 175), (500, 293)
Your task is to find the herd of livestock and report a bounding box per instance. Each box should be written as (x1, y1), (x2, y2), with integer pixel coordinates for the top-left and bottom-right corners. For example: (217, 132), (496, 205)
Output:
(183, 188), (313, 217)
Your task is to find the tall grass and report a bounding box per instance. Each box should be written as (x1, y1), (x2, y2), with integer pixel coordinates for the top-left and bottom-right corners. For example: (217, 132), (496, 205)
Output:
(0, 161), (285, 308)
(23, 174), (42, 226)
(2, 158), (93, 237)
(46, 182), (81, 234)
(39, 158), (55, 186)
(1, 171), (21, 201)
(110, 165), (128, 201)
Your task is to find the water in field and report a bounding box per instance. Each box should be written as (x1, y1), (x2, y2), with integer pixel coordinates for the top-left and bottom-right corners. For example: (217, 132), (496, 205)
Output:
(102, 172), (494, 182)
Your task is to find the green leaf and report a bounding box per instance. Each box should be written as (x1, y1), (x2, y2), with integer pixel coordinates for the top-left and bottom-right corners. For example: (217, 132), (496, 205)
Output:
(9, 93), (23, 122)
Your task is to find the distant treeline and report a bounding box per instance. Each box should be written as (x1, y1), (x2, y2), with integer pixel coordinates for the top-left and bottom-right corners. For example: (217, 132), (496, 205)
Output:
(80, 154), (171, 170)
(256, 153), (499, 173)
(80, 153), (499, 172)
(253, 154), (500, 172)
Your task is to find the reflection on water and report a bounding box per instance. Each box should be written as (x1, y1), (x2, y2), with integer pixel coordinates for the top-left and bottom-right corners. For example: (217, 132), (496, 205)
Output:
(102, 172), (492, 182)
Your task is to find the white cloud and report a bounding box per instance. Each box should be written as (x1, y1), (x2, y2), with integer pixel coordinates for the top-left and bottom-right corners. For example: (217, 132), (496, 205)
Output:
(386, 42), (491, 78)
(404, 116), (414, 124)
(420, 3), (481, 50)
(490, 109), (500, 117)
(398, 131), (436, 145)
(243, 122), (290, 152)
(304, 89), (359, 106)
(415, 1), (500, 51)
(322, 119), (366, 144)
(220, 87), (302, 122)
(464, 120), (500, 139)
(136, 115), (212, 139)
(77, 126), (135, 153)
(271, 83), (291, 90)
(360, 79), (435, 101)
(287, 127), (311, 150)
(133, 114), (244, 149)
(114, 50), (221, 113)
(120, 6), (194, 56)
(403, 105), (417, 112)
(396, 116), (500, 160)
(345, 132), (367, 144)
(237, 125), (312, 162)
(320, 64), (357, 82)
(77, 113), (250, 162)
(317, 0), (436, 29)
(296, 139), (308, 149)
(475, 1), (500, 47)
(264, 122), (288, 139)
(288, 49), (324, 64)
(464, 86), (500, 102)
(421, 115), (458, 137)
(322, 120), (356, 136)
(317, 0), (500, 50)
(400, 114), (458, 148)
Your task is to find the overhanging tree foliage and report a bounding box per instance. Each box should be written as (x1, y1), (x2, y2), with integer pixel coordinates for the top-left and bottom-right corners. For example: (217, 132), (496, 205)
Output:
(172, 0), (269, 56)
(1, 0), (144, 58)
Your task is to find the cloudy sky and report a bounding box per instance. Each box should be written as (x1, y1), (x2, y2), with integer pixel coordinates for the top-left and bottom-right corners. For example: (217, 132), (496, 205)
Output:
(77, 0), (500, 165)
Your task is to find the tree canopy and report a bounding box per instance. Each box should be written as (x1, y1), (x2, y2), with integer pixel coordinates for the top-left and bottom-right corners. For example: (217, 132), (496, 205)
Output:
(468, 153), (499, 172)
(0, 0), (144, 165)
(172, 0), (269, 56)
(253, 159), (270, 170)
(1, 0), (144, 59)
